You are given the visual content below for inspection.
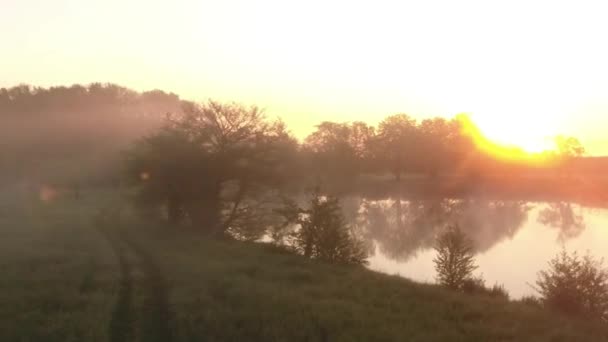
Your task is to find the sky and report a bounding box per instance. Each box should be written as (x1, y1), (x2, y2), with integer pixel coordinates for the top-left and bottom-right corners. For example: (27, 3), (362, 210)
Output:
(2, 0), (608, 155)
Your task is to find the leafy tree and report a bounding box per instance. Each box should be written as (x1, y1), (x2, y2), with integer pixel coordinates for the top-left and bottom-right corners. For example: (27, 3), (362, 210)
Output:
(373, 114), (419, 181)
(303, 121), (375, 190)
(127, 100), (298, 237)
(535, 250), (608, 320)
(433, 225), (477, 290)
(126, 127), (206, 224)
(274, 189), (368, 265)
(418, 117), (463, 176)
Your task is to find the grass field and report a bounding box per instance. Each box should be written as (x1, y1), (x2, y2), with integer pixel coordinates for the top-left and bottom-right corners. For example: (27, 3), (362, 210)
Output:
(0, 190), (118, 341)
(2, 189), (608, 341)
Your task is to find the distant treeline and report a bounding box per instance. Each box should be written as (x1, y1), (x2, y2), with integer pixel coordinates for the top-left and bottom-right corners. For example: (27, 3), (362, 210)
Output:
(1, 84), (182, 184)
(0, 83), (588, 189)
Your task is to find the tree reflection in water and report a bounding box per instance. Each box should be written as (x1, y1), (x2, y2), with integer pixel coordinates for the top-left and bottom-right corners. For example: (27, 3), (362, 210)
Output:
(537, 202), (586, 241)
(353, 197), (532, 262)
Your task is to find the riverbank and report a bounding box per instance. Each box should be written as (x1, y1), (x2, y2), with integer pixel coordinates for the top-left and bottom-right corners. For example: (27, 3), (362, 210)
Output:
(2, 193), (608, 341)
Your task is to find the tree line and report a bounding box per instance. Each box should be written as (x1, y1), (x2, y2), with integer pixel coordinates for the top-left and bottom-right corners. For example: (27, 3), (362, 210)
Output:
(1, 84), (181, 185)
(125, 98), (585, 232)
(2, 84), (584, 188)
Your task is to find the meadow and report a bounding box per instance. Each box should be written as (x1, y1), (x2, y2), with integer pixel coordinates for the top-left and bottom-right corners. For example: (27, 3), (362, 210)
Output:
(2, 188), (608, 341)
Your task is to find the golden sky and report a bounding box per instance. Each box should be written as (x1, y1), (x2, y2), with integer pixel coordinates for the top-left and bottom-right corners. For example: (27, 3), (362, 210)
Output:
(3, 0), (608, 155)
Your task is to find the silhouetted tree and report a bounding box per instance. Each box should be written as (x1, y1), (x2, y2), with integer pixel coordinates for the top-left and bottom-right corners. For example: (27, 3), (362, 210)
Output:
(127, 100), (298, 237)
(535, 250), (608, 321)
(303, 121), (375, 190)
(554, 136), (585, 177)
(433, 225), (477, 290)
(418, 117), (463, 176)
(274, 189), (368, 265)
(372, 114), (419, 181)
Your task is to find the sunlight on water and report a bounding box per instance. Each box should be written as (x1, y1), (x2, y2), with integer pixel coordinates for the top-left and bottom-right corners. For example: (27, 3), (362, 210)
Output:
(362, 201), (608, 298)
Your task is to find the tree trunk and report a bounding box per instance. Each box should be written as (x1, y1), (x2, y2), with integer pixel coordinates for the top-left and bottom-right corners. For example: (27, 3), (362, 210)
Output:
(395, 194), (403, 230)
(185, 182), (222, 234)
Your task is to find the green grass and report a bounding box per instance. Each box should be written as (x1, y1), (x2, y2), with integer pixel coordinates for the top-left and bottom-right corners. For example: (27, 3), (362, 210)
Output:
(129, 225), (608, 342)
(0, 191), (118, 341)
(2, 190), (608, 341)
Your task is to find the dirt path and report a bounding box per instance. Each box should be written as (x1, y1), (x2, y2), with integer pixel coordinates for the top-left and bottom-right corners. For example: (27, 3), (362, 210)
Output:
(101, 228), (174, 342)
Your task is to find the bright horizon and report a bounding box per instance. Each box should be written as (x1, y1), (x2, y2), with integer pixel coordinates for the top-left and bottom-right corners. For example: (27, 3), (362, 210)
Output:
(3, 0), (608, 155)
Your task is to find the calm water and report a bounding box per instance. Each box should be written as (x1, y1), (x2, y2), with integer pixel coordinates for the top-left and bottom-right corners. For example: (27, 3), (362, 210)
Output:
(342, 197), (608, 299)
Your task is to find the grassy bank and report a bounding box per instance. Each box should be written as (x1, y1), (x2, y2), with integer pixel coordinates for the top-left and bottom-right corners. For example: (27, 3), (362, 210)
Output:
(2, 191), (608, 341)
(129, 224), (608, 341)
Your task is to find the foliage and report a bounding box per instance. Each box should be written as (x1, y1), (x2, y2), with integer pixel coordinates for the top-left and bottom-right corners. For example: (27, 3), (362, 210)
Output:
(488, 284), (510, 300)
(433, 225), (478, 290)
(372, 114), (419, 180)
(303, 121), (375, 191)
(131, 219), (608, 342)
(126, 100), (298, 237)
(274, 189), (368, 265)
(1, 83), (181, 185)
(535, 249), (608, 320)
(461, 276), (510, 300)
(461, 276), (486, 294)
(3, 190), (608, 341)
(519, 296), (543, 308)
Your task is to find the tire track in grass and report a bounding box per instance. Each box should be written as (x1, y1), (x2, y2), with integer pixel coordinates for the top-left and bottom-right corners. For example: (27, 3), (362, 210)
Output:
(123, 233), (174, 342)
(100, 226), (173, 342)
(100, 229), (134, 342)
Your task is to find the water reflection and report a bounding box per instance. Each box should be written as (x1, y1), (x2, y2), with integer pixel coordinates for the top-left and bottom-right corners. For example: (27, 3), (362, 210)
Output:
(537, 202), (586, 241)
(356, 198), (532, 261)
(343, 195), (607, 298)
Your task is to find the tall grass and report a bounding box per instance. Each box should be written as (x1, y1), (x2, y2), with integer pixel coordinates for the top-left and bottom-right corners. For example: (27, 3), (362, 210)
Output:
(2, 189), (608, 341)
(0, 190), (119, 341)
(126, 219), (608, 341)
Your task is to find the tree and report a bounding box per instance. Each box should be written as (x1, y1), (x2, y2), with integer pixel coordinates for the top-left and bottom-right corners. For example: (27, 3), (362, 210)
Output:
(535, 250), (608, 321)
(433, 225), (477, 290)
(555, 135), (585, 158)
(126, 127), (208, 224)
(274, 189), (368, 265)
(373, 114), (419, 181)
(127, 100), (298, 237)
(303, 121), (375, 190)
(554, 135), (585, 177)
(418, 117), (463, 176)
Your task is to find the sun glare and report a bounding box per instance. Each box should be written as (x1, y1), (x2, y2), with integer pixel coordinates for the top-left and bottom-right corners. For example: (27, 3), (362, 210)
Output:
(470, 114), (557, 154)
(457, 114), (557, 164)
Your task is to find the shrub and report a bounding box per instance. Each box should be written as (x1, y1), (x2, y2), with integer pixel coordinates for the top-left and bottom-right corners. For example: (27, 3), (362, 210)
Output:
(519, 296), (542, 308)
(488, 284), (510, 300)
(274, 189), (368, 265)
(461, 276), (486, 294)
(535, 249), (608, 320)
(433, 225), (477, 290)
(461, 275), (509, 300)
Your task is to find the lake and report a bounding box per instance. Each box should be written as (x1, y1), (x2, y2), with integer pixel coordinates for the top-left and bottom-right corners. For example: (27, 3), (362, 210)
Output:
(341, 196), (608, 299)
